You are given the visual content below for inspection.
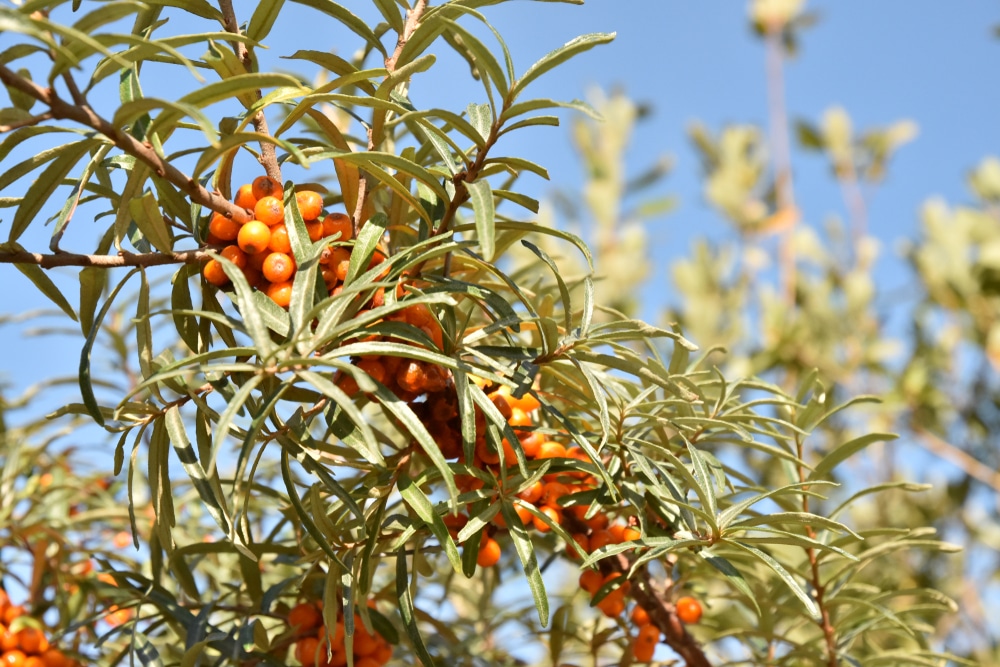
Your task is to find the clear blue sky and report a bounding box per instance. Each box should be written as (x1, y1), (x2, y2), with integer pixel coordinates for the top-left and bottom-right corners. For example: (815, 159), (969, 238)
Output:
(2, 0), (999, 425)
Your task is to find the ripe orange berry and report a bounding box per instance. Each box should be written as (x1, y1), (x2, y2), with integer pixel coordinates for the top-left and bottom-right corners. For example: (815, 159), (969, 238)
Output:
(532, 505), (560, 532)
(221, 244), (247, 269)
(373, 641), (393, 665)
(519, 432), (544, 458)
(356, 358), (387, 385)
(208, 213), (240, 242)
(305, 221), (324, 242)
(632, 623), (660, 662)
(508, 407), (532, 428)
(16, 628), (46, 655)
(597, 594), (626, 618)
(24, 657), (43, 667)
(623, 526), (642, 542)
(0, 627), (17, 653)
(288, 602), (322, 632)
(631, 605), (652, 626)
(251, 175), (282, 201)
(39, 650), (70, 667)
(237, 220), (271, 255)
(588, 529), (614, 552)
(477, 536), (501, 567)
(675, 596), (702, 624)
(352, 619), (380, 656)
(253, 196), (284, 226)
(397, 361), (428, 393)
(567, 532), (589, 559)
(322, 213), (353, 241)
(579, 570), (603, 596)
(1, 650), (27, 667)
(266, 280), (293, 308)
(517, 480), (544, 504)
(202, 259), (229, 286)
(294, 636), (320, 667)
(541, 481), (570, 506)
(536, 441), (567, 460)
(267, 223), (292, 253)
(354, 658), (381, 667)
(233, 183), (257, 210)
(262, 252), (295, 284)
(112, 531), (131, 549)
(295, 190), (324, 221)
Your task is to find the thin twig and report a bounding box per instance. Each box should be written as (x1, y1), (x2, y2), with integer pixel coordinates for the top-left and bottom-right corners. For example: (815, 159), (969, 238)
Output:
(351, 0), (430, 235)
(217, 0), (280, 182)
(0, 111), (53, 133)
(0, 249), (211, 269)
(0, 62), (252, 223)
(913, 426), (1000, 493)
(765, 26), (797, 306)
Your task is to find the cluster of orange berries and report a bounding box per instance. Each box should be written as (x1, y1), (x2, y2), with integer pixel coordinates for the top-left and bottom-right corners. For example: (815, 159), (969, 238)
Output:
(0, 591), (76, 667)
(202, 176), (382, 309)
(285, 601), (392, 667)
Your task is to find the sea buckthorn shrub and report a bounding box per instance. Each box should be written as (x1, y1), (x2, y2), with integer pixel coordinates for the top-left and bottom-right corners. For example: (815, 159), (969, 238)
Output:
(0, 0), (958, 665)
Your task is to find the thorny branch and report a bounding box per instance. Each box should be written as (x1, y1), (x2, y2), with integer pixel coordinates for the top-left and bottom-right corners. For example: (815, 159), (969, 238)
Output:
(0, 63), (253, 225)
(218, 0), (281, 183)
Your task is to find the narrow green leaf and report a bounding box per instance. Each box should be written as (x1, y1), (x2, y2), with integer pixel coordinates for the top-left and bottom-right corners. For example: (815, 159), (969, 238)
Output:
(13, 261), (77, 322)
(79, 265), (107, 337)
(728, 540), (820, 619)
(396, 551), (437, 667)
(9, 140), (95, 242)
(511, 32), (615, 98)
(280, 450), (348, 570)
(288, 0), (387, 56)
(165, 406), (231, 534)
(500, 501), (549, 625)
(467, 102), (492, 141)
(247, 0), (285, 42)
(398, 475), (464, 574)
(345, 212), (389, 286)
(700, 553), (759, 615)
(128, 191), (173, 253)
(809, 433), (897, 481)
(467, 179), (495, 261)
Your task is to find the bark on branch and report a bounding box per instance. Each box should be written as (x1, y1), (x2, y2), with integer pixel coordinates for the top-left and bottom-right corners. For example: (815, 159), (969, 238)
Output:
(0, 249), (210, 269)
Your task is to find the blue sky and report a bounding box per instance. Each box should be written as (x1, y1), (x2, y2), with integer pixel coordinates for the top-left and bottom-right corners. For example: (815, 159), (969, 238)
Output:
(2, 0), (998, 435)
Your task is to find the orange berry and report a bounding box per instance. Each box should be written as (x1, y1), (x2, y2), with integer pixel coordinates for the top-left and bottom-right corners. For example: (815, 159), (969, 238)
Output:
(477, 536), (501, 567)
(623, 526), (642, 542)
(352, 619), (380, 656)
(242, 266), (266, 290)
(112, 531), (131, 549)
(567, 532), (589, 559)
(354, 658), (381, 667)
(202, 259), (229, 286)
(305, 221), (324, 242)
(104, 606), (131, 627)
(508, 407), (532, 428)
(221, 244), (247, 269)
(39, 650), (70, 667)
(295, 190), (324, 221)
(373, 641), (393, 665)
(536, 441), (566, 460)
(541, 481), (570, 506)
(16, 628), (47, 655)
(266, 280), (293, 308)
(253, 196), (284, 226)
(208, 213), (240, 242)
(579, 570), (603, 595)
(24, 658), (44, 667)
(251, 175), (282, 201)
(532, 505), (560, 532)
(633, 624), (660, 662)
(233, 183), (257, 210)
(442, 513), (468, 539)
(608, 523), (627, 544)
(517, 480), (544, 504)
(322, 213), (353, 241)
(237, 220), (271, 255)
(262, 252), (296, 284)
(585, 512), (609, 531)
(3, 607), (24, 626)
(294, 636), (320, 667)
(597, 594), (626, 618)
(475, 439), (501, 465)
(588, 529), (614, 552)
(268, 223), (292, 253)
(288, 602), (322, 632)
(631, 605), (652, 627)
(519, 433), (544, 458)
(397, 361), (428, 393)
(675, 596), (702, 624)
(356, 358), (387, 385)
(1, 650), (27, 667)
(0, 627), (17, 653)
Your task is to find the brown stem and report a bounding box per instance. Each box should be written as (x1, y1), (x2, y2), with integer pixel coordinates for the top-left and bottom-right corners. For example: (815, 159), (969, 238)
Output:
(0, 111), (53, 133)
(765, 27), (797, 306)
(913, 426), (1000, 493)
(351, 0), (430, 235)
(0, 249), (211, 269)
(217, 0), (280, 182)
(795, 435), (838, 667)
(606, 554), (712, 667)
(0, 63), (252, 223)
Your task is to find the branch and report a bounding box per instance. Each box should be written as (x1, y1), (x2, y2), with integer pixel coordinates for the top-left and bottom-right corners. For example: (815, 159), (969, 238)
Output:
(0, 249), (210, 269)
(0, 63), (252, 224)
(914, 426), (1000, 493)
(764, 26), (797, 306)
(217, 0), (280, 183)
(351, 0), (430, 234)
